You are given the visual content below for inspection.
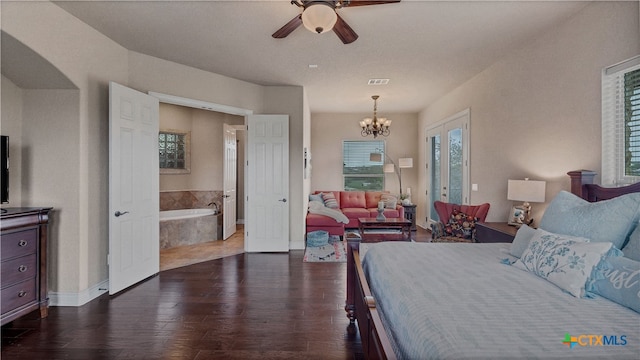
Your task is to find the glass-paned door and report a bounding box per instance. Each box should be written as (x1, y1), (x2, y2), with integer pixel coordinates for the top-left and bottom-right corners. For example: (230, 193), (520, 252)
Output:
(426, 110), (470, 225)
(428, 131), (441, 222)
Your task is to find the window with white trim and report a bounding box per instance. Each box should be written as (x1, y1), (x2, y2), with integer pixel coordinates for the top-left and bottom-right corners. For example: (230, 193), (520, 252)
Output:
(343, 141), (384, 191)
(159, 130), (191, 174)
(602, 56), (640, 185)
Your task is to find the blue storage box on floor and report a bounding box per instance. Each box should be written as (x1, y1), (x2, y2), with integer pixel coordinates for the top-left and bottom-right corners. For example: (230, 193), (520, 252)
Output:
(307, 230), (329, 247)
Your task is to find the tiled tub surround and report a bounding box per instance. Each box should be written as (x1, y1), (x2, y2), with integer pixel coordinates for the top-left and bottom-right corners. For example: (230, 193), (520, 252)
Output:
(160, 209), (223, 249)
(159, 191), (223, 249)
(160, 190), (223, 211)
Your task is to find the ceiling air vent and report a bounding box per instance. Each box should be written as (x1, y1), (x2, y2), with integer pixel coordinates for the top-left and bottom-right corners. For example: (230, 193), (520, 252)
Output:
(368, 79), (390, 85)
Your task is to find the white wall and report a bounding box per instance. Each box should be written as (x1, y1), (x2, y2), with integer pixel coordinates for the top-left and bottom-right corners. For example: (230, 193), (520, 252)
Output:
(417, 1), (640, 228)
(2, 1), (299, 305)
(159, 103), (244, 191)
(1, 76), (23, 206)
(22, 89), (81, 293)
(3, 1), (129, 299)
(310, 112), (419, 197)
(263, 86), (307, 249)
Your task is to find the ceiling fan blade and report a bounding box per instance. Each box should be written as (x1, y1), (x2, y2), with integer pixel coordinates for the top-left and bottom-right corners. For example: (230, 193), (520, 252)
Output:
(341, 0), (401, 7)
(333, 14), (358, 44)
(272, 14), (303, 38)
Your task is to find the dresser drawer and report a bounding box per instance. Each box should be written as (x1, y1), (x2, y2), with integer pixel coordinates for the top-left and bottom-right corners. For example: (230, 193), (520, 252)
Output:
(1, 254), (37, 288)
(1, 229), (37, 261)
(1, 278), (37, 314)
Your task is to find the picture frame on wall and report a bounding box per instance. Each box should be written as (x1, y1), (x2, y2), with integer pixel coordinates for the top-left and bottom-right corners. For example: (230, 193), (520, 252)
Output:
(508, 206), (525, 226)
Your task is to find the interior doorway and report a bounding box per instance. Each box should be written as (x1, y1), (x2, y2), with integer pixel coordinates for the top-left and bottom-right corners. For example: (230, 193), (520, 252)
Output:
(152, 93), (252, 270)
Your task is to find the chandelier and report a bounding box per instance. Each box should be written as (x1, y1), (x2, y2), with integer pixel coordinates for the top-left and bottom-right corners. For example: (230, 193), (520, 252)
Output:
(360, 95), (391, 138)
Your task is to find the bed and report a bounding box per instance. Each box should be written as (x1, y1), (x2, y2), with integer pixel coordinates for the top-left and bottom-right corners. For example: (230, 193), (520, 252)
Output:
(345, 170), (640, 359)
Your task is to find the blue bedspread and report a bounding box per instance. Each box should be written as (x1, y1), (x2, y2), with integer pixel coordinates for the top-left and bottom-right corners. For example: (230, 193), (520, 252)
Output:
(362, 242), (640, 359)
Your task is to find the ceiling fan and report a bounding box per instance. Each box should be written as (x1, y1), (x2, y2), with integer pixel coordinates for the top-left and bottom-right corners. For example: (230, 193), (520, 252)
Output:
(272, 0), (401, 44)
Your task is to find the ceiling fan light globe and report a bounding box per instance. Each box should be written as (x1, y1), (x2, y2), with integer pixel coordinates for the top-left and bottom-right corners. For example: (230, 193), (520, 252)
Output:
(302, 2), (337, 34)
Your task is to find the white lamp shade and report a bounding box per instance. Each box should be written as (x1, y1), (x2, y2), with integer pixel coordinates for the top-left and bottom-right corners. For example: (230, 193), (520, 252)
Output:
(507, 179), (546, 203)
(398, 158), (413, 168)
(383, 164), (395, 173)
(301, 3), (337, 34)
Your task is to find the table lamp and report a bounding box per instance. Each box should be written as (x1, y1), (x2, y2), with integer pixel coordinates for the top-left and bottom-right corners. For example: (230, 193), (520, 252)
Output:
(507, 178), (546, 226)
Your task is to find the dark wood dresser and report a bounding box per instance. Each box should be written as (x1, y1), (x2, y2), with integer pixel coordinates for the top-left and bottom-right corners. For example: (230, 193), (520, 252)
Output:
(1, 207), (52, 326)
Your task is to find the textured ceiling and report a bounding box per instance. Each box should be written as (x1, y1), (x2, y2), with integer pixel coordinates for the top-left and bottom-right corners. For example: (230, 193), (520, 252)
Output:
(52, 0), (589, 113)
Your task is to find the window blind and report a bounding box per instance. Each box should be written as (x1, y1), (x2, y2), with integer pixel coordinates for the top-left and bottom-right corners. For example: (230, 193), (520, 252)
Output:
(601, 55), (640, 185)
(342, 140), (384, 191)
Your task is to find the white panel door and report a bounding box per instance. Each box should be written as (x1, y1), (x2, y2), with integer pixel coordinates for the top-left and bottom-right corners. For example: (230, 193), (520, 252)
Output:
(222, 123), (237, 240)
(246, 115), (289, 252)
(109, 82), (159, 295)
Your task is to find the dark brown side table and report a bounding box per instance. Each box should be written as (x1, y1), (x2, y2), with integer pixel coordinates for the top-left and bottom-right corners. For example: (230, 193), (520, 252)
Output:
(475, 222), (518, 243)
(402, 204), (417, 231)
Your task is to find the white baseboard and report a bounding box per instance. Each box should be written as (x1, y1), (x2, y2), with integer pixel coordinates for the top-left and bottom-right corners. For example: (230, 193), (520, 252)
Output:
(49, 279), (109, 307)
(289, 240), (305, 250)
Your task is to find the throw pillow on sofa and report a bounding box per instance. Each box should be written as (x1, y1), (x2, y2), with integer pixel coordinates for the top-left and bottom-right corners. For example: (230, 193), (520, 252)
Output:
(309, 193), (324, 204)
(381, 193), (398, 209)
(322, 192), (339, 209)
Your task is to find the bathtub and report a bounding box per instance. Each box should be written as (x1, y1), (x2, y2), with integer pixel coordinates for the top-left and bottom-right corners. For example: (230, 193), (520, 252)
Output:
(160, 208), (217, 221)
(159, 209), (222, 249)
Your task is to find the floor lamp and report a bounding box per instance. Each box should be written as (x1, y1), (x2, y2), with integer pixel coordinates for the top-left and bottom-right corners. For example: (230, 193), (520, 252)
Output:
(371, 152), (413, 196)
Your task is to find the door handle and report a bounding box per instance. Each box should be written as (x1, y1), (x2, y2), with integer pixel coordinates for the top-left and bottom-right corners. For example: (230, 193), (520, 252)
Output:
(278, 198), (287, 203)
(222, 195), (231, 198)
(114, 211), (130, 217)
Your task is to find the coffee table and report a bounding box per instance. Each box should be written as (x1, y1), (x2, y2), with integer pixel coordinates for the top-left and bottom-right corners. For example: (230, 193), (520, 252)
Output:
(358, 217), (412, 242)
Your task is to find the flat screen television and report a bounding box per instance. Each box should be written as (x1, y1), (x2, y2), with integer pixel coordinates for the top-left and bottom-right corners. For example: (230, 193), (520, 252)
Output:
(1, 135), (8, 204)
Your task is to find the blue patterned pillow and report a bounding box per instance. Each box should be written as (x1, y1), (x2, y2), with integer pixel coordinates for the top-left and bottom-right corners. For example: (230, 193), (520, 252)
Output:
(622, 224), (640, 261)
(309, 193), (324, 204)
(513, 229), (613, 298)
(587, 255), (639, 313)
(539, 191), (640, 250)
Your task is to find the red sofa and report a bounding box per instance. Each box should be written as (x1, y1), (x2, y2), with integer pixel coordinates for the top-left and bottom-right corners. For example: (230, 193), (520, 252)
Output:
(306, 191), (405, 237)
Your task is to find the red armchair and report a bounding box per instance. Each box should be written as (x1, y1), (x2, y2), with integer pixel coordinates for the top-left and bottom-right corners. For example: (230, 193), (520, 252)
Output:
(431, 201), (490, 242)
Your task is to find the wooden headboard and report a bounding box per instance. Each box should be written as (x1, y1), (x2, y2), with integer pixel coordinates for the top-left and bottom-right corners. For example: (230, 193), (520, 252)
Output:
(568, 170), (640, 202)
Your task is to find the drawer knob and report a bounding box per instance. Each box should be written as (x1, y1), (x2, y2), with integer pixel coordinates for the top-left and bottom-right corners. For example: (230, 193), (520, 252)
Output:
(19, 240), (28, 247)
(18, 290), (27, 298)
(18, 265), (27, 272)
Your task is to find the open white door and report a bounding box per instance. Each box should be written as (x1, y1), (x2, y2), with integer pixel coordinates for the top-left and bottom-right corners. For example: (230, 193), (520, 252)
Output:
(246, 115), (289, 252)
(222, 124), (237, 240)
(109, 82), (159, 295)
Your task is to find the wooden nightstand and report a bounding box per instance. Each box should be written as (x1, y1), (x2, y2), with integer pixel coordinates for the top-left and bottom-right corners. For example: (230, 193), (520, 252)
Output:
(475, 222), (518, 243)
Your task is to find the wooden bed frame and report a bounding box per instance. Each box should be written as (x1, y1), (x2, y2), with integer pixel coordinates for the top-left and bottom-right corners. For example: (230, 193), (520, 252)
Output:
(345, 170), (640, 359)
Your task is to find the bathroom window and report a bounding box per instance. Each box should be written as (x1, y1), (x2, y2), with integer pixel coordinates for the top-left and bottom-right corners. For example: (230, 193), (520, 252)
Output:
(159, 130), (191, 174)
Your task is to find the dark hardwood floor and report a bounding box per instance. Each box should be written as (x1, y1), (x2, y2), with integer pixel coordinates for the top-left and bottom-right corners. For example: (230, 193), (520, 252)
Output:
(1, 227), (432, 359)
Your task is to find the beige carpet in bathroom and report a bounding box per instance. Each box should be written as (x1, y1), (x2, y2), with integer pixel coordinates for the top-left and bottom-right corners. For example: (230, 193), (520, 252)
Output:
(160, 225), (245, 271)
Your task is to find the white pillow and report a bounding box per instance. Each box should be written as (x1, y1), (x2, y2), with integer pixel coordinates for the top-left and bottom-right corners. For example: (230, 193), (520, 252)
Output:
(509, 224), (537, 258)
(512, 228), (612, 298)
(380, 193), (398, 209)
